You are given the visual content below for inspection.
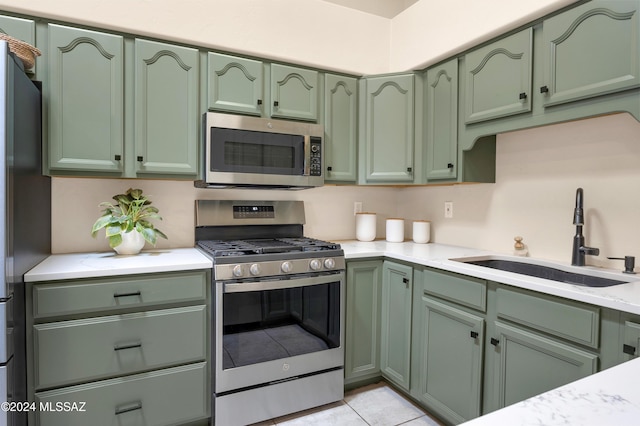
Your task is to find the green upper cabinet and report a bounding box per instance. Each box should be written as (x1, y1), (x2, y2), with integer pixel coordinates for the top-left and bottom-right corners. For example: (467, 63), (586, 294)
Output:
(324, 74), (357, 183)
(361, 74), (415, 183)
(134, 39), (199, 176)
(0, 15), (36, 73)
(464, 28), (533, 124)
(425, 59), (458, 181)
(380, 261), (413, 391)
(47, 24), (124, 173)
(270, 63), (318, 121)
(207, 52), (264, 116)
(540, 0), (640, 107)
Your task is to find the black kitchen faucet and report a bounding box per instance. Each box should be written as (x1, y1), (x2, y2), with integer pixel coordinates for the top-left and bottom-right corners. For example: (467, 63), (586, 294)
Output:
(571, 187), (600, 266)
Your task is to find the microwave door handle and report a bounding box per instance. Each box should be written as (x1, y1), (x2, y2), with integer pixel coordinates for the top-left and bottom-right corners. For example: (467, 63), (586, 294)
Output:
(303, 135), (311, 176)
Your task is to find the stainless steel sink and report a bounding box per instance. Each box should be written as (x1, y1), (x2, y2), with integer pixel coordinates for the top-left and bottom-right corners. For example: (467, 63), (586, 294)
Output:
(450, 256), (634, 287)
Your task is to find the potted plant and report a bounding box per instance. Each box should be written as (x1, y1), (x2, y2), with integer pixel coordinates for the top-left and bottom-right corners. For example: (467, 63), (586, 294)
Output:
(91, 188), (167, 255)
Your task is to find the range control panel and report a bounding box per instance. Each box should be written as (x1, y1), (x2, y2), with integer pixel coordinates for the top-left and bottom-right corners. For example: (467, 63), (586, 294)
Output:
(233, 205), (276, 219)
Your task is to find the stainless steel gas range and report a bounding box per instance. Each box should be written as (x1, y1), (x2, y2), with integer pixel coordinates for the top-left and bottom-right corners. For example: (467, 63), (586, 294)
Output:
(195, 200), (345, 426)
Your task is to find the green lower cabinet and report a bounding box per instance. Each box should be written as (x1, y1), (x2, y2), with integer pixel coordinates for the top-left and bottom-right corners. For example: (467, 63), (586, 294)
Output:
(33, 305), (206, 390)
(621, 316), (640, 361)
(35, 362), (208, 426)
(345, 260), (382, 385)
(417, 297), (484, 424)
(380, 261), (413, 391)
(487, 321), (598, 411)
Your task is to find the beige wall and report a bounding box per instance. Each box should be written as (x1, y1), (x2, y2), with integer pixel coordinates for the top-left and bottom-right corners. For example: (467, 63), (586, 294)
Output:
(53, 178), (401, 253)
(390, 0), (578, 71)
(399, 113), (640, 269)
(0, 0), (573, 74)
(55, 113), (640, 272)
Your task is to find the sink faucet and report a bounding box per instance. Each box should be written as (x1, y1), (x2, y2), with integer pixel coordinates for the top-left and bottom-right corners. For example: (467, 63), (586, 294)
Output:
(571, 188), (600, 266)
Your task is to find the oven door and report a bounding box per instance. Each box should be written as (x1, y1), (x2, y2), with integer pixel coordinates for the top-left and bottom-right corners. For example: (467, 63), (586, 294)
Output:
(214, 271), (344, 394)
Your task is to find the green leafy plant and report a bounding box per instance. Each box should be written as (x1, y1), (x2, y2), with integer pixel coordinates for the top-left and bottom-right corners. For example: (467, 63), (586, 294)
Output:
(91, 188), (168, 248)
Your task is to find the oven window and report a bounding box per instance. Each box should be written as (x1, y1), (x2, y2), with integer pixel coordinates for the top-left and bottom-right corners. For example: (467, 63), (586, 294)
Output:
(210, 128), (304, 175)
(221, 281), (340, 370)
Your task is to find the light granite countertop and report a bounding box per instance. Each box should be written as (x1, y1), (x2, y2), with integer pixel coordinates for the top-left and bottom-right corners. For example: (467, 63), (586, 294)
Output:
(340, 240), (640, 315)
(461, 356), (640, 426)
(22, 242), (640, 424)
(23, 248), (212, 282)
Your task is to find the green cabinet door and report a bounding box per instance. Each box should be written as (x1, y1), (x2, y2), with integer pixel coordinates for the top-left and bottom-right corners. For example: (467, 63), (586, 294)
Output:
(464, 28), (533, 124)
(362, 74), (415, 183)
(622, 317), (640, 361)
(0, 15), (35, 73)
(381, 261), (412, 390)
(134, 39), (199, 176)
(425, 59), (458, 181)
(324, 74), (357, 183)
(270, 63), (318, 121)
(418, 297), (484, 424)
(208, 52), (263, 115)
(540, 0), (640, 107)
(488, 321), (598, 411)
(345, 260), (382, 385)
(48, 24), (124, 173)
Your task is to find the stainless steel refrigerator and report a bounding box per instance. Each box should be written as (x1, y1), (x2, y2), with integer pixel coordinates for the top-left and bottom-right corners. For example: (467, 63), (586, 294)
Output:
(0, 41), (51, 426)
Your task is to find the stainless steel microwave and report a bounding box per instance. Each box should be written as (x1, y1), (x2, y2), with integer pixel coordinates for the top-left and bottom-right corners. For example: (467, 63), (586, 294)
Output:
(197, 112), (324, 189)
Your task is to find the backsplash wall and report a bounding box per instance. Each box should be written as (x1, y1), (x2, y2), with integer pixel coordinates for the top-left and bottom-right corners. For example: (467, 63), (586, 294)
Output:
(399, 113), (640, 269)
(53, 112), (640, 272)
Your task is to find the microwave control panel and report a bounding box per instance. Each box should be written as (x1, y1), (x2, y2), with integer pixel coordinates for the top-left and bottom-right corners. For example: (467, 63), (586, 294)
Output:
(310, 137), (322, 176)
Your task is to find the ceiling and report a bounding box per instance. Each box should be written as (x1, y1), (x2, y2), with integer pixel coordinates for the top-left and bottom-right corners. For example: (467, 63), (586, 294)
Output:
(320, 0), (419, 18)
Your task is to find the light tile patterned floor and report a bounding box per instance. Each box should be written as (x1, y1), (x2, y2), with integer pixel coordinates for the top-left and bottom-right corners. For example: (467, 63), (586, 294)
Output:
(255, 382), (443, 426)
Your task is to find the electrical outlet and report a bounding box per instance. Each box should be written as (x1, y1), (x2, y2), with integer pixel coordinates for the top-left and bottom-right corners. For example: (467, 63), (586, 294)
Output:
(444, 201), (453, 218)
(354, 201), (363, 216)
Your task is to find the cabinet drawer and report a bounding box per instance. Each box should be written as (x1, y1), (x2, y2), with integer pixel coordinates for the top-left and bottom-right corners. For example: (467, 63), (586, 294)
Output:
(422, 268), (487, 312)
(32, 270), (207, 319)
(34, 362), (208, 426)
(496, 286), (599, 348)
(34, 306), (206, 390)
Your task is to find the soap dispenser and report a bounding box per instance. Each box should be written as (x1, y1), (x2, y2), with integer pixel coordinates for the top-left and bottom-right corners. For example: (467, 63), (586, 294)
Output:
(513, 236), (528, 257)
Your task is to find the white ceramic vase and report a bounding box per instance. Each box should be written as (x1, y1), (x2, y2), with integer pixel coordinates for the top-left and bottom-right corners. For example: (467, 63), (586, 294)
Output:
(114, 230), (146, 255)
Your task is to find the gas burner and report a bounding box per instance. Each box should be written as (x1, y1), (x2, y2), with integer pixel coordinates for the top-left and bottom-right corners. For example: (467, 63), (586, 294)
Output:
(197, 237), (340, 259)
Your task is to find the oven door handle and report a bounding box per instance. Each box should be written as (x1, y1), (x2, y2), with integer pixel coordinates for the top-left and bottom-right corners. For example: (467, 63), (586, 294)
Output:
(223, 273), (343, 293)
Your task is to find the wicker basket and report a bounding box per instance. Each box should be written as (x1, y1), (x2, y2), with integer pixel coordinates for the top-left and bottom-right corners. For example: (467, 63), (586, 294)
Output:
(0, 33), (41, 70)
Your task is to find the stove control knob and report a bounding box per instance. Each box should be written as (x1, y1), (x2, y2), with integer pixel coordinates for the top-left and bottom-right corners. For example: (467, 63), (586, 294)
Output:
(324, 258), (336, 269)
(232, 265), (244, 277)
(249, 263), (261, 276)
(309, 259), (322, 271)
(281, 261), (293, 273)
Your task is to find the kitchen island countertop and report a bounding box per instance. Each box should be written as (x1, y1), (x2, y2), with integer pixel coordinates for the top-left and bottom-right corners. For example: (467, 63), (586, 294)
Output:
(24, 248), (213, 282)
(461, 355), (640, 426)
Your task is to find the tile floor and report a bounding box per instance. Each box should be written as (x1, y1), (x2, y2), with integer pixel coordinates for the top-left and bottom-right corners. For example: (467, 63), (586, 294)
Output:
(255, 381), (444, 425)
